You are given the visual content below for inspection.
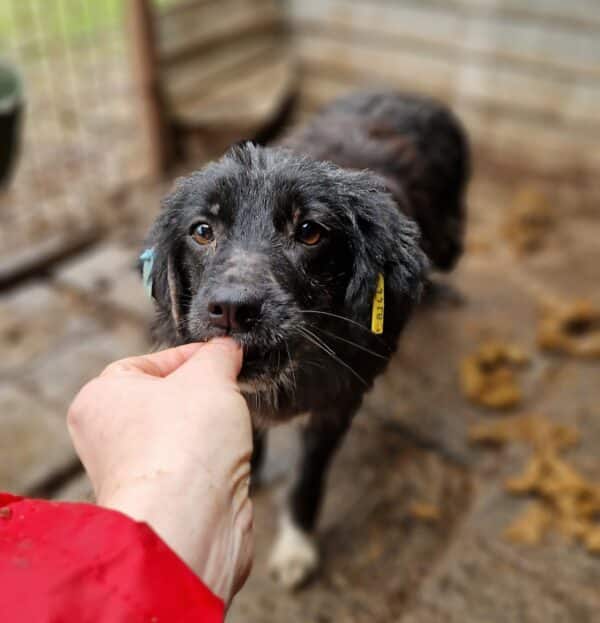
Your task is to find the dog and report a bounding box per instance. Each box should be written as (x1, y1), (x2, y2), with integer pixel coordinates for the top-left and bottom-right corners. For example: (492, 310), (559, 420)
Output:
(142, 90), (470, 588)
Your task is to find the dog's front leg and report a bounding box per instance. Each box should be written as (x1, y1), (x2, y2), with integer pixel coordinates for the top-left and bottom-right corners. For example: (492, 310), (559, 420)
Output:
(269, 411), (353, 589)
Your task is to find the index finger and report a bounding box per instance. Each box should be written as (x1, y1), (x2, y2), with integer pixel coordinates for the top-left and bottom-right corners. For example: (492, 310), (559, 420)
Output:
(171, 338), (243, 385)
(100, 343), (204, 378)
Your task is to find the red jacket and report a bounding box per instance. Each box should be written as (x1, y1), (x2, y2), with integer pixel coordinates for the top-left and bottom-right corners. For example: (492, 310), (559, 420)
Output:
(0, 493), (224, 622)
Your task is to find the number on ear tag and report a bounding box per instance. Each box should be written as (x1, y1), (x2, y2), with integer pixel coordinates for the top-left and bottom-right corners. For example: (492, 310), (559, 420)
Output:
(371, 273), (384, 334)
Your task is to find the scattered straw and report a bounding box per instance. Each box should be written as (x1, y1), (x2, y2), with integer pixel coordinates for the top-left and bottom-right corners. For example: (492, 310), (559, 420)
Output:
(469, 413), (579, 450)
(408, 502), (441, 523)
(504, 501), (552, 545)
(460, 341), (529, 410)
(470, 414), (600, 553)
(504, 186), (555, 254)
(537, 300), (600, 359)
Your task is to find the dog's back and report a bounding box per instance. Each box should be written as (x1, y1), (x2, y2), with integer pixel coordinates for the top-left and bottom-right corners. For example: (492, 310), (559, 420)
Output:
(281, 91), (470, 271)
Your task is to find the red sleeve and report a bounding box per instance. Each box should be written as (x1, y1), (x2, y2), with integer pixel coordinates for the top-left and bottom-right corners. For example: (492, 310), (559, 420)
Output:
(0, 493), (224, 623)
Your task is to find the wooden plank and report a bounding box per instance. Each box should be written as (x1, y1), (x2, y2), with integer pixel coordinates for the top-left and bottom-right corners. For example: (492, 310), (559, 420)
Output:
(294, 75), (351, 116)
(295, 34), (600, 131)
(290, 0), (600, 81)
(164, 33), (286, 107)
(159, 0), (275, 37)
(453, 0), (600, 31)
(346, 0), (600, 32)
(159, 0), (284, 65)
(172, 51), (297, 129)
(298, 36), (456, 99)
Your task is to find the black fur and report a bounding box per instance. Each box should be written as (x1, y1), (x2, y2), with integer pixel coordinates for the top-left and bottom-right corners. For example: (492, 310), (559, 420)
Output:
(143, 90), (469, 563)
(282, 91), (470, 270)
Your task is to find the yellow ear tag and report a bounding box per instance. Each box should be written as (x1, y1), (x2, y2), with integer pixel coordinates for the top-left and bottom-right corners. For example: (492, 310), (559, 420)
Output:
(371, 273), (384, 334)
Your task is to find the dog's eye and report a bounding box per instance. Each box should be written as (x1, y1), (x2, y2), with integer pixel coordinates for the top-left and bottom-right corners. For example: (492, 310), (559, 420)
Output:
(297, 221), (323, 246)
(191, 223), (214, 245)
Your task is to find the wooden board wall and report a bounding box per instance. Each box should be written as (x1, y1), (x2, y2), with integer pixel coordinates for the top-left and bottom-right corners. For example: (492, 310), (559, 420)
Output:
(288, 0), (600, 186)
(127, 0), (308, 172)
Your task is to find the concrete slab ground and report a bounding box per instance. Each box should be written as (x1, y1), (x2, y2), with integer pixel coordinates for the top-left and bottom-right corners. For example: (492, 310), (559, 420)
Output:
(0, 248), (152, 496)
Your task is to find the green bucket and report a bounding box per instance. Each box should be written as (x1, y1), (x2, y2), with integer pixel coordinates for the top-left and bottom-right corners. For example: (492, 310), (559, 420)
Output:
(0, 61), (24, 188)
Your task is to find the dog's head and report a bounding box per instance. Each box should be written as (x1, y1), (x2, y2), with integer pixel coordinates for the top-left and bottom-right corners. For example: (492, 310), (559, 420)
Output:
(144, 143), (426, 422)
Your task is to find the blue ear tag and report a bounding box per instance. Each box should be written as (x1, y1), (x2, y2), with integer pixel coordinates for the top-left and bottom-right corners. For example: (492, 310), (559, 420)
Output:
(139, 248), (155, 299)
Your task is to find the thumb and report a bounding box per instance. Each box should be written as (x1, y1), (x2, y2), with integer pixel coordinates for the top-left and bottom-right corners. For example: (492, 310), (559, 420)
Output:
(171, 338), (243, 385)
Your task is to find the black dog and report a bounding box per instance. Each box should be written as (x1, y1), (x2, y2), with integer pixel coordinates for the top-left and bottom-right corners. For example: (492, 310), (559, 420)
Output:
(142, 90), (469, 588)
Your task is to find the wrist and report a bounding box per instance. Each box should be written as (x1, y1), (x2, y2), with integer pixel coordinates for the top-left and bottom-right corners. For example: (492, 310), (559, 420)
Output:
(98, 471), (221, 572)
(97, 460), (252, 604)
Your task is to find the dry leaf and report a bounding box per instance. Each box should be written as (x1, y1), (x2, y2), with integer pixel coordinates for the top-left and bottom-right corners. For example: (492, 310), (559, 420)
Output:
(469, 414), (579, 450)
(538, 301), (600, 359)
(583, 527), (600, 553)
(471, 414), (600, 554)
(505, 502), (552, 545)
(504, 186), (555, 254)
(409, 502), (441, 522)
(460, 341), (529, 409)
(505, 455), (546, 494)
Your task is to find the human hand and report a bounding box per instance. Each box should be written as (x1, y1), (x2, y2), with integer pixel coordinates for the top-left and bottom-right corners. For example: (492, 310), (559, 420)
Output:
(67, 339), (253, 606)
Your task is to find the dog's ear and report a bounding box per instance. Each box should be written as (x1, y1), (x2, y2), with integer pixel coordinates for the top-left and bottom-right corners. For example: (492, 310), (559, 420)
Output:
(141, 184), (190, 343)
(343, 170), (427, 327)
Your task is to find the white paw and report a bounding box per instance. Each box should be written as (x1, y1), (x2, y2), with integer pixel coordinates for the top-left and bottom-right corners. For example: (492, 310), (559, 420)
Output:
(268, 516), (319, 589)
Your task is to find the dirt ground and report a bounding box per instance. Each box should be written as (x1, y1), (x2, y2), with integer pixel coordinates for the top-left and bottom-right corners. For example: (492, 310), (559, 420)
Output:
(1, 166), (599, 622)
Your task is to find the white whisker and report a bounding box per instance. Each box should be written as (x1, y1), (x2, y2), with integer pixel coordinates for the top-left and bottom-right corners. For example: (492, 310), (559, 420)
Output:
(297, 326), (368, 386)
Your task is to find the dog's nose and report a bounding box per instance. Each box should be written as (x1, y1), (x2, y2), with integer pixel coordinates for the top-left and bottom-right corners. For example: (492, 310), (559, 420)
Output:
(207, 296), (262, 332)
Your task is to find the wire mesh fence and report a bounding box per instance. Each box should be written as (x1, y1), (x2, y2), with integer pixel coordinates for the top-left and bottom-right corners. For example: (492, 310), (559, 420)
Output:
(0, 0), (148, 262)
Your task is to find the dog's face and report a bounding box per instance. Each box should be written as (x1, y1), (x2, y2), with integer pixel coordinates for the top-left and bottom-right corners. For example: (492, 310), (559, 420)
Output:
(145, 144), (426, 422)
